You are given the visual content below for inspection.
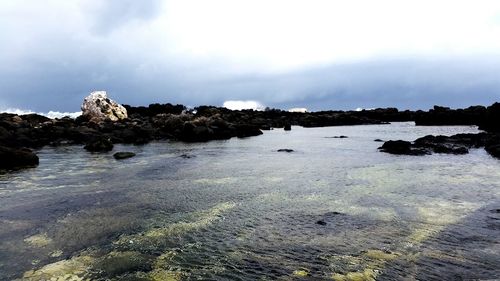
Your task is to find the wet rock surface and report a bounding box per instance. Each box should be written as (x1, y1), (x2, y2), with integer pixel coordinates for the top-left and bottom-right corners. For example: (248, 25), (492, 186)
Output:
(84, 138), (114, 152)
(0, 146), (39, 170)
(113, 152), (136, 160)
(380, 133), (500, 159)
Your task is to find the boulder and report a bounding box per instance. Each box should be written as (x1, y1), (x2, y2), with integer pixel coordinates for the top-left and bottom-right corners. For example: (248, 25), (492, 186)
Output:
(81, 91), (127, 123)
(379, 140), (428, 156)
(0, 146), (39, 170)
(235, 124), (263, 138)
(113, 152), (136, 160)
(284, 123), (292, 131)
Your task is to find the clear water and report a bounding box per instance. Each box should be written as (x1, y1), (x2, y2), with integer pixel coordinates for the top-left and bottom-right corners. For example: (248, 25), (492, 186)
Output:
(0, 122), (499, 280)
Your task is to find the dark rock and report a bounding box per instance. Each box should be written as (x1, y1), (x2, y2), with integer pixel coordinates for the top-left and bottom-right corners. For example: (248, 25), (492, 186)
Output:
(326, 135), (348, 139)
(415, 105), (486, 126)
(284, 123), (292, 131)
(485, 144), (500, 159)
(260, 124), (271, 130)
(316, 220), (327, 226)
(180, 154), (195, 159)
(0, 146), (39, 170)
(84, 138), (113, 152)
(379, 140), (428, 156)
(374, 139), (384, 142)
(113, 152), (136, 160)
(235, 124), (263, 138)
(479, 102), (500, 132)
(325, 211), (343, 216)
(20, 114), (51, 126)
(277, 149), (294, 153)
(432, 144), (469, 154)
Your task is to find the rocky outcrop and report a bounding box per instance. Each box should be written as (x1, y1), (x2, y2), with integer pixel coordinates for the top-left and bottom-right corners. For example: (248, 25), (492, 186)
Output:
(479, 103), (500, 132)
(0, 146), (39, 170)
(415, 105), (486, 126)
(81, 91), (127, 123)
(2, 100), (500, 173)
(379, 133), (500, 159)
(379, 140), (428, 156)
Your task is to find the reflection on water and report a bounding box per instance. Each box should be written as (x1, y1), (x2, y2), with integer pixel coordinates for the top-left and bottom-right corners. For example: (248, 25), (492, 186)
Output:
(0, 122), (499, 280)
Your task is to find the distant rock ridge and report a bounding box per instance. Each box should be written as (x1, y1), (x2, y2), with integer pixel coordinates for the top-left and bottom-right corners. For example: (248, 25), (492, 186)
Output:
(2, 95), (500, 171)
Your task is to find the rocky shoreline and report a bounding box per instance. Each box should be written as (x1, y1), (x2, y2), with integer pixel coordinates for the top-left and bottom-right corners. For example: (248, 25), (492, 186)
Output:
(1, 92), (500, 171)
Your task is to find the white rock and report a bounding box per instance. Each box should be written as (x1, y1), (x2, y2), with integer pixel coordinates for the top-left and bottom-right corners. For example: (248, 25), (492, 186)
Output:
(81, 91), (127, 122)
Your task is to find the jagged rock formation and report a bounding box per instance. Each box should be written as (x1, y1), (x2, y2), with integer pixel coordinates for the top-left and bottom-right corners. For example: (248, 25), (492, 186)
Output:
(81, 91), (127, 123)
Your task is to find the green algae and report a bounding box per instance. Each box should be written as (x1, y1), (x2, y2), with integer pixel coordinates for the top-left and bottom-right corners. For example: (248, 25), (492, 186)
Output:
(24, 233), (52, 248)
(20, 255), (95, 281)
(114, 202), (235, 249)
(292, 268), (309, 277)
(21, 202), (235, 280)
(93, 251), (154, 278)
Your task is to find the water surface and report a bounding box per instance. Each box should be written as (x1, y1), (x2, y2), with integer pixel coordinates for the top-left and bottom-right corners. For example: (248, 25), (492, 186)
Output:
(0, 122), (499, 280)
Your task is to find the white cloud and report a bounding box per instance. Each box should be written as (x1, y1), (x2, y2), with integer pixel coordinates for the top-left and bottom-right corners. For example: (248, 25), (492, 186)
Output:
(289, 108), (308, 113)
(1, 1), (500, 111)
(223, 100), (265, 111)
(163, 0), (500, 71)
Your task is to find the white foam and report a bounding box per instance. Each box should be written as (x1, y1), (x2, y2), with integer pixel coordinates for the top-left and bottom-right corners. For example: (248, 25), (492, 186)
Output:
(0, 108), (81, 119)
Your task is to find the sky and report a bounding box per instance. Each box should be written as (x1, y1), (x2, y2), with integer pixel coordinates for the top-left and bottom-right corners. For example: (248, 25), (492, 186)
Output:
(1, 0), (500, 112)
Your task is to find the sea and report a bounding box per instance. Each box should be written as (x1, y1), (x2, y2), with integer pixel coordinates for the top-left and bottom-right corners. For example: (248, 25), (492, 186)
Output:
(0, 122), (499, 280)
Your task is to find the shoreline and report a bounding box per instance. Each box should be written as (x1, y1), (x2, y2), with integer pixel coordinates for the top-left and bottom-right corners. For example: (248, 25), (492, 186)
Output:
(1, 100), (500, 171)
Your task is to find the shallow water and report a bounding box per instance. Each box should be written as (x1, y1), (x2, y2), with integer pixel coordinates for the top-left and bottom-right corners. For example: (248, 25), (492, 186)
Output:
(0, 122), (499, 280)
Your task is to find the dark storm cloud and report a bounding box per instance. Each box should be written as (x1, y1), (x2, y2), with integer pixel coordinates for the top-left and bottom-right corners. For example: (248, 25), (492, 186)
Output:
(0, 1), (499, 112)
(2, 54), (500, 112)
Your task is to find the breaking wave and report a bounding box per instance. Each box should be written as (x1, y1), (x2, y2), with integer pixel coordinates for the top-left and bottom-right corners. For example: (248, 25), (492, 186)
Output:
(0, 108), (81, 119)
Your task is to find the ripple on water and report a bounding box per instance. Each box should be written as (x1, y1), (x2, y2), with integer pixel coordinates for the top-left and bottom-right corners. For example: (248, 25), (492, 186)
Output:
(0, 123), (499, 280)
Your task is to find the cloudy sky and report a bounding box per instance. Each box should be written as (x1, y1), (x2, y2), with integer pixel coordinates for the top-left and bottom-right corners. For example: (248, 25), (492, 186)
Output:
(1, 0), (500, 112)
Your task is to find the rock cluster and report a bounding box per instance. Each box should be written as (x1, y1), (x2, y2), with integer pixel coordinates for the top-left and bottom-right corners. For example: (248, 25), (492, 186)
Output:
(379, 133), (500, 159)
(2, 93), (500, 171)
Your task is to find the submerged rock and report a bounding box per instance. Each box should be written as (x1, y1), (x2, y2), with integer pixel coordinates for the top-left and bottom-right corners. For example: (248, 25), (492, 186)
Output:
(379, 132), (500, 158)
(84, 138), (114, 152)
(113, 152), (136, 160)
(179, 154), (195, 159)
(326, 135), (348, 139)
(0, 146), (39, 170)
(81, 91), (128, 123)
(277, 149), (294, 153)
(316, 220), (327, 226)
(93, 251), (153, 278)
